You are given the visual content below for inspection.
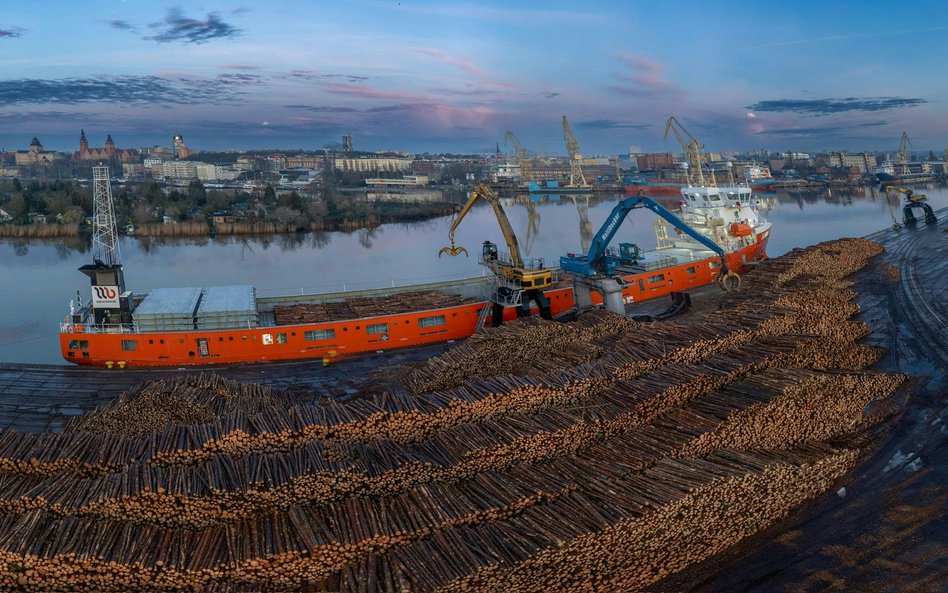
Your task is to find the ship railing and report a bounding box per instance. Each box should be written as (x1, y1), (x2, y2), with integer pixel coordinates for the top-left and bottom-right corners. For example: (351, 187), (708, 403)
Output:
(642, 255), (680, 271)
(60, 322), (135, 334)
(479, 251), (553, 271)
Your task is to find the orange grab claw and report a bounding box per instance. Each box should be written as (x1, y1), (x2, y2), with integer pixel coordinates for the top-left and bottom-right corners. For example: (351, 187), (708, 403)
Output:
(439, 246), (469, 258)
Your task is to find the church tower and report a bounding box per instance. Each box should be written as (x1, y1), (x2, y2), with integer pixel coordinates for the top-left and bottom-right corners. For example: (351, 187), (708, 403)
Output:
(105, 134), (115, 158)
(79, 129), (89, 159)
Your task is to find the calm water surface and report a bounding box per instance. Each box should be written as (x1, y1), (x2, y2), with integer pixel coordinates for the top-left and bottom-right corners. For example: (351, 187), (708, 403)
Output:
(2, 185), (945, 365)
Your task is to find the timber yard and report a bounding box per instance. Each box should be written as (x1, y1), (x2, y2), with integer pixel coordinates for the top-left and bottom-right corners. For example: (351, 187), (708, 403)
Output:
(1, 112), (948, 592)
(0, 168), (945, 591)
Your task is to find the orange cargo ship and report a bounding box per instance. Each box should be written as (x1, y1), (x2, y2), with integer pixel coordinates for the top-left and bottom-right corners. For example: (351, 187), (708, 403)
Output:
(59, 186), (769, 367)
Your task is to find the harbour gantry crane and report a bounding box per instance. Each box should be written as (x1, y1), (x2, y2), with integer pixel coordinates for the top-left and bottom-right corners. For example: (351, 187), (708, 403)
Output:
(664, 116), (713, 186)
(897, 132), (912, 175)
(562, 116), (588, 187)
(439, 183), (554, 324)
(504, 130), (534, 184)
(884, 185), (936, 225)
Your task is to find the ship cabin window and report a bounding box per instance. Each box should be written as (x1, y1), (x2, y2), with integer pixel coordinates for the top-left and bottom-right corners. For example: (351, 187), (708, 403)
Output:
(219, 337), (224, 342)
(709, 261), (721, 269)
(159, 339), (165, 344)
(305, 329), (335, 341)
(149, 339), (154, 345)
(686, 266), (697, 275)
(121, 340), (137, 351)
(276, 333), (288, 344)
(68, 339), (90, 350)
(419, 315), (446, 328)
(366, 323), (389, 335)
(647, 274), (665, 284)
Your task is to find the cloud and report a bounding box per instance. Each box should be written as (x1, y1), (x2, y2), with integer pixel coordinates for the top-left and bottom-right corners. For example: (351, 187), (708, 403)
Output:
(544, 92), (560, 99)
(413, 48), (484, 76)
(220, 63), (260, 71)
(746, 97), (926, 115)
(758, 120), (889, 136)
(610, 53), (684, 98)
(740, 26), (948, 51)
(322, 82), (429, 102)
(574, 119), (649, 130)
(0, 75), (258, 106)
(284, 104), (359, 113)
(146, 8), (241, 44)
(0, 27), (24, 38)
(105, 19), (137, 32)
(286, 71), (369, 82)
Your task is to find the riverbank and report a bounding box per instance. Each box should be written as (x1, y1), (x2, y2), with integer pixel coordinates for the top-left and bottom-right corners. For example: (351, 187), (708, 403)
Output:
(1, 201), (462, 239)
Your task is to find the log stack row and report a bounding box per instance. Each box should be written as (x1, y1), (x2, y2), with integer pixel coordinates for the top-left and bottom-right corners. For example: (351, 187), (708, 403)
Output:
(0, 238), (907, 592)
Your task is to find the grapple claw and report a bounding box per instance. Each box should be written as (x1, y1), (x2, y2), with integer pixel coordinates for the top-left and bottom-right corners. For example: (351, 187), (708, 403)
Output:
(439, 246), (468, 258)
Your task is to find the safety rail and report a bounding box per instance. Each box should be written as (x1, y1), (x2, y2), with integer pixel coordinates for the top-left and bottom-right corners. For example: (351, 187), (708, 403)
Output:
(478, 250), (553, 271)
(60, 322), (134, 334)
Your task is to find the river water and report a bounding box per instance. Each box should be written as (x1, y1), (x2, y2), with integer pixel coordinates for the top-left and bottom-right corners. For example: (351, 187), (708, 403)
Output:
(2, 184), (946, 365)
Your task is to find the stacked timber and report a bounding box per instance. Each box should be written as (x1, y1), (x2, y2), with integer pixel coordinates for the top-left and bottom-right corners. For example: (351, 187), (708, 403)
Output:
(273, 290), (477, 325)
(0, 238), (909, 593)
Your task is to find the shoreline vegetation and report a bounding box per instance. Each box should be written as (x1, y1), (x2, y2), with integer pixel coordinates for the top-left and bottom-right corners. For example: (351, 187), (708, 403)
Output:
(0, 177), (464, 240)
(0, 201), (460, 239)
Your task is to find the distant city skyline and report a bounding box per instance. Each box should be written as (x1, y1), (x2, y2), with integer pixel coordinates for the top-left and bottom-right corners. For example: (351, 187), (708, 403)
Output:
(2, 1), (948, 155)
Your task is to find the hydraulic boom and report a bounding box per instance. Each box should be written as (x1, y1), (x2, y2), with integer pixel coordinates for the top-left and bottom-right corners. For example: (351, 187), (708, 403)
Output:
(439, 183), (552, 289)
(560, 195), (739, 289)
(885, 185), (936, 225)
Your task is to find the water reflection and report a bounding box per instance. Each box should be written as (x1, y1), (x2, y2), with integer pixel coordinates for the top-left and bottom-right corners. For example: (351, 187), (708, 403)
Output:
(2, 184), (946, 365)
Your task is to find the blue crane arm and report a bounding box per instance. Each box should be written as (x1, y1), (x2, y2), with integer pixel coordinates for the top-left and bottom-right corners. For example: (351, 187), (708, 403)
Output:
(584, 196), (727, 273)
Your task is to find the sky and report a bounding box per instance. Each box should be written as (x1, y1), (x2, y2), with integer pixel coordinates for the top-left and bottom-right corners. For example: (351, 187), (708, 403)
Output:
(2, 0), (948, 155)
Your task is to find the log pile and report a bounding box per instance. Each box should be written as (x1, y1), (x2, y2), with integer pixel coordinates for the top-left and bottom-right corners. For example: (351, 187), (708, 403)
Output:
(0, 238), (907, 592)
(273, 291), (477, 325)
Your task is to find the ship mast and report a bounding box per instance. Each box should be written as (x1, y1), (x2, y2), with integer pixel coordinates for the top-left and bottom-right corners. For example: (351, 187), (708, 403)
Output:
(92, 165), (121, 266)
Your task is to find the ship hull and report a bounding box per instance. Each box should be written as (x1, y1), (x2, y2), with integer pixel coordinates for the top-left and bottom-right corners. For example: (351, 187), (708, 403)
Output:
(60, 235), (769, 367)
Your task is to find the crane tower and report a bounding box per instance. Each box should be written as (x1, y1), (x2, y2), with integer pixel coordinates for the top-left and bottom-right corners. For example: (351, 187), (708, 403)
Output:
(80, 165), (126, 326)
(92, 165), (121, 266)
(664, 116), (712, 186)
(562, 116), (587, 187)
(504, 130), (534, 183)
(896, 132), (911, 175)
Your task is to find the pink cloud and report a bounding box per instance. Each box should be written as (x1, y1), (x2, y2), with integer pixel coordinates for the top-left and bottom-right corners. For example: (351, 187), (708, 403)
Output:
(611, 53), (685, 98)
(413, 47), (485, 76)
(322, 82), (429, 102)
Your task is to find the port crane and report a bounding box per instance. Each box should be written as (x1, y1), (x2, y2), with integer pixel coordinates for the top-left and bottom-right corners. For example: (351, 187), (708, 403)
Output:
(560, 194), (739, 315)
(439, 183), (555, 324)
(664, 116), (714, 186)
(562, 116), (588, 187)
(896, 132), (911, 175)
(504, 130), (534, 184)
(885, 185), (936, 225)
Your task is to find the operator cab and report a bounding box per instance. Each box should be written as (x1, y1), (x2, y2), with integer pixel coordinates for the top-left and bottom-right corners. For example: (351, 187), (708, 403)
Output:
(482, 241), (499, 262)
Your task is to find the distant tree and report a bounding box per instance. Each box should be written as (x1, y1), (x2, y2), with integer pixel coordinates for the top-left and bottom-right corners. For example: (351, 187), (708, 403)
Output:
(12, 178), (21, 192)
(928, 150), (936, 161)
(8, 195), (27, 224)
(263, 184), (276, 202)
(187, 180), (207, 206)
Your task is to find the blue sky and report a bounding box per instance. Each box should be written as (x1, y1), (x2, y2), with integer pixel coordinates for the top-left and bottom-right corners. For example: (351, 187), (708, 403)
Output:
(1, 1), (947, 155)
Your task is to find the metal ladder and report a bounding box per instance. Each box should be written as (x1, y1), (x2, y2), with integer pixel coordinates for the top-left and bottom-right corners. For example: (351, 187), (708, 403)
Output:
(475, 300), (493, 331)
